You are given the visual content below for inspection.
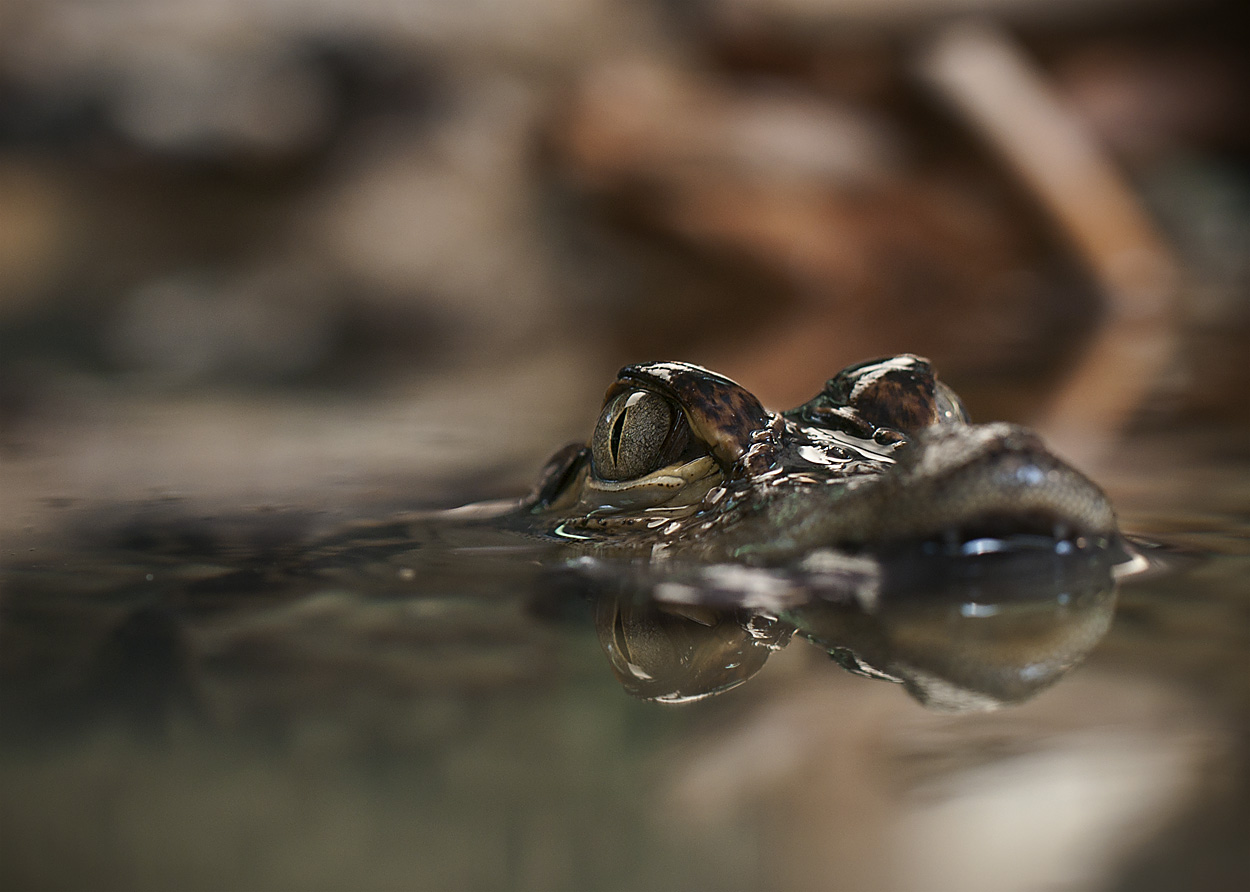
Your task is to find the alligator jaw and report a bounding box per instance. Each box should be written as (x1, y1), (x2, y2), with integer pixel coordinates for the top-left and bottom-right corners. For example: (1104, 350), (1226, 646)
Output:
(717, 423), (1118, 565)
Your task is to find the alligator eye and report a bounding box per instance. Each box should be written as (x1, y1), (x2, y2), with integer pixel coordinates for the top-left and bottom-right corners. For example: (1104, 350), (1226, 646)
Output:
(591, 389), (678, 481)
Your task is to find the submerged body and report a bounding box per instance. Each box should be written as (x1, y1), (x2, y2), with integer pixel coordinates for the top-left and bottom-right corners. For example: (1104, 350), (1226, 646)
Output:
(458, 354), (1127, 708)
(504, 355), (1118, 563)
(0, 355), (1129, 720)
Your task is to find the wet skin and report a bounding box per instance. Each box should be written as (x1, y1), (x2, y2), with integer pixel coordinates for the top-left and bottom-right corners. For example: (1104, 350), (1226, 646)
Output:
(0, 355), (1127, 722)
(510, 355), (1119, 563)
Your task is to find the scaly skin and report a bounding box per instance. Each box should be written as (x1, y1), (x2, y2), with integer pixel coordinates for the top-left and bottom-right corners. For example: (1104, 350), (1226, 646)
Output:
(508, 355), (1119, 564)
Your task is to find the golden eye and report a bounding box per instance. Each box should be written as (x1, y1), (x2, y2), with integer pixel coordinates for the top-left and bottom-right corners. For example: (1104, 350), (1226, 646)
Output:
(591, 390), (675, 481)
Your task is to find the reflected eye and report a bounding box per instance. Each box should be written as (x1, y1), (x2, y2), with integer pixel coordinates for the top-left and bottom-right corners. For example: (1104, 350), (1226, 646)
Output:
(591, 390), (681, 481)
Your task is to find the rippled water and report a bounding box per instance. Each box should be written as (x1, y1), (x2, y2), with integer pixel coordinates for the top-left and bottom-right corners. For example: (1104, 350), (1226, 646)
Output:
(2, 460), (1248, 892)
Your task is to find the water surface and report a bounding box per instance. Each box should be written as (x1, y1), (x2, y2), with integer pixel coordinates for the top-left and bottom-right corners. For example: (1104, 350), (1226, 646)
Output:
(2, 455), (1247, 891)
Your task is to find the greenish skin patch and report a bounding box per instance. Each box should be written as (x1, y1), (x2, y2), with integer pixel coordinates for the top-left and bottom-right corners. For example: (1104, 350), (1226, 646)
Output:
(512, 355), (1119, 564)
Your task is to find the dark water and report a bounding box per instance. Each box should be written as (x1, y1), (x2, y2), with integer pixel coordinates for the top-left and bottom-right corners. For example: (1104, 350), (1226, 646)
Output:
(2, 476), (1248, 892)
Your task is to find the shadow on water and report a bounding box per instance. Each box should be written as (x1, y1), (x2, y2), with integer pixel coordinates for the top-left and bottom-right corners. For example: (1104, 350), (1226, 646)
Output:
(2, 515), (1130, 738)
(590, 547), (1125, 710)
(1, 496), (1246, 891)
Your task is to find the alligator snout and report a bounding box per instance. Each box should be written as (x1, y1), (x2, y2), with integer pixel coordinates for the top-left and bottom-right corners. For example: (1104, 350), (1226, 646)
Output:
(710, 423), (1117, 564)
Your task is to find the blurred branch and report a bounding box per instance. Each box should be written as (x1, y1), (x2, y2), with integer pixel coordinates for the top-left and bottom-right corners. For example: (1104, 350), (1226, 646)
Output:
(918, 21), (1180, 469)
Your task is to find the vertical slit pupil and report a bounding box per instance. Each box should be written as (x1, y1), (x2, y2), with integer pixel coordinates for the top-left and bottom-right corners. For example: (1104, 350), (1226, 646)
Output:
(610, 409), (627, 464)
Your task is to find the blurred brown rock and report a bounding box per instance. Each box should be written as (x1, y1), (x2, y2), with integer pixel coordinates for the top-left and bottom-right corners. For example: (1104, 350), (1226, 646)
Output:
(0, 161), (74, 319)
(551, 57), (1094, 412)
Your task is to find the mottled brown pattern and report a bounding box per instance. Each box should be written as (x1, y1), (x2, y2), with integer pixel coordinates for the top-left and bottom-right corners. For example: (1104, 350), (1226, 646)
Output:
(817, 354), (942, 435)
(614, 363), (770, 469)
(528, 355), (1118, 561)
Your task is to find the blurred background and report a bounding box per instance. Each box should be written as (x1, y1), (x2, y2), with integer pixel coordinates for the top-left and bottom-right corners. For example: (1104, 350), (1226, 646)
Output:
(1, 1), (1248, 890)
(0, 0), (1246, 522)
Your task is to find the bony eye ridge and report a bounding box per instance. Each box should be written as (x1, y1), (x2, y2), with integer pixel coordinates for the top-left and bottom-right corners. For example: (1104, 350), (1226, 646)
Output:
(591, 389), (693, 481)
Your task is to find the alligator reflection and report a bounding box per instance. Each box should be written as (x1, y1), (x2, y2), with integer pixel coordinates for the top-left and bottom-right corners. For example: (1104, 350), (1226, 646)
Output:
(1, 532), (1130, 741)
(587, 547), (1121, 710)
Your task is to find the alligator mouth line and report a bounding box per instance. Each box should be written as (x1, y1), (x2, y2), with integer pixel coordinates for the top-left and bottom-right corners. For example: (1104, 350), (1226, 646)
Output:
(715, 425), (1118, 566)
(872, 510), (1120, 558)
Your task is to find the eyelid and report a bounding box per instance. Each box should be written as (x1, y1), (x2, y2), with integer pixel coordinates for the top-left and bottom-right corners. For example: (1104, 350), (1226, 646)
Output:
(612, 368), (770, 471)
